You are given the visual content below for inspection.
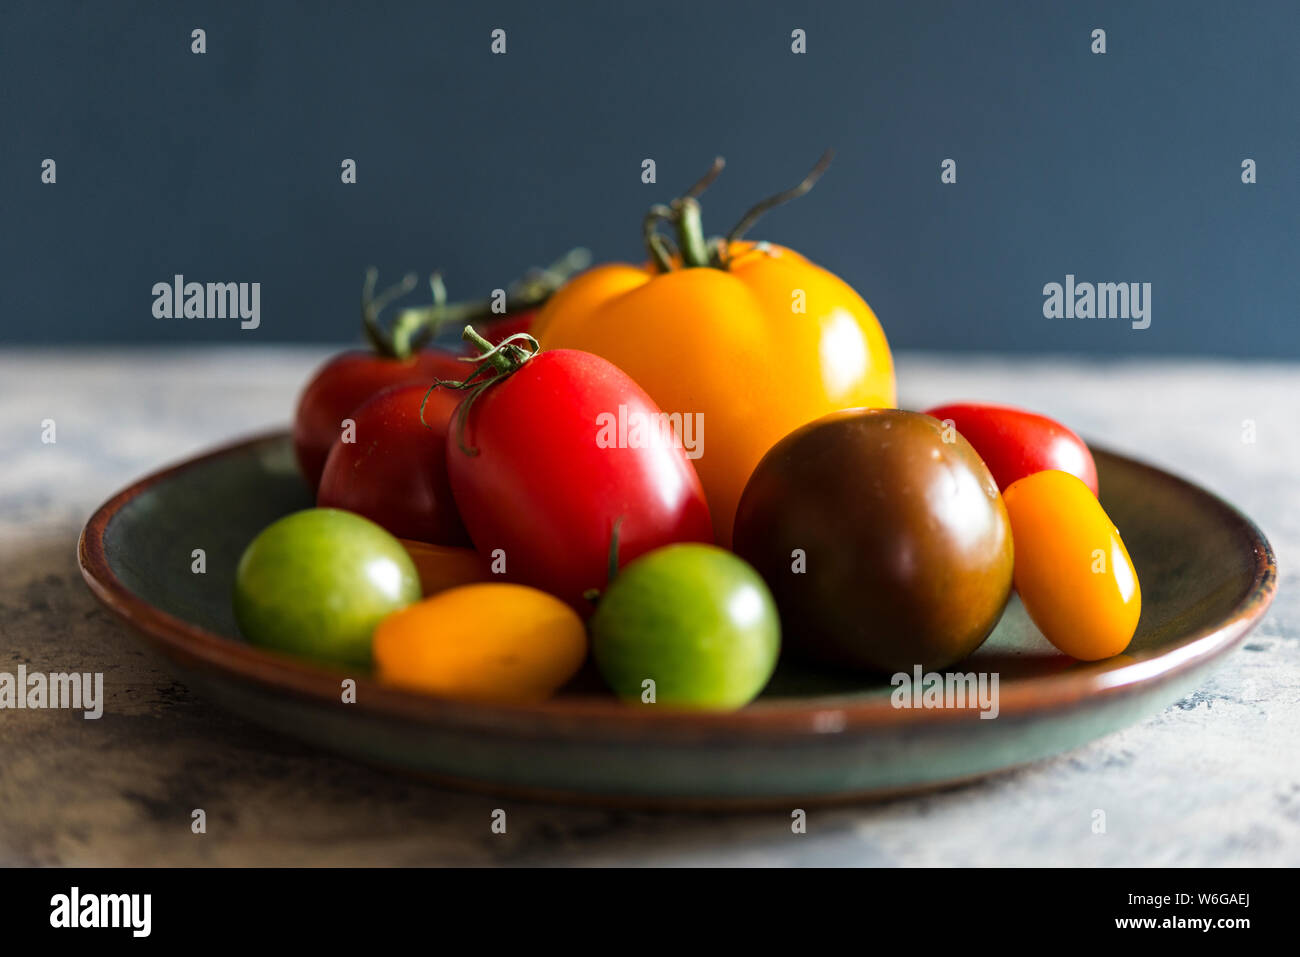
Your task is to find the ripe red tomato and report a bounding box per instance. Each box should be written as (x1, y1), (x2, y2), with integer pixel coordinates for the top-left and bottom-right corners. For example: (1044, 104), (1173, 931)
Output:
(445, 341), (713, 612)
(293, 348), (468, 490)
(922, 402), (1099, 496)
(316, 383), (469, 546)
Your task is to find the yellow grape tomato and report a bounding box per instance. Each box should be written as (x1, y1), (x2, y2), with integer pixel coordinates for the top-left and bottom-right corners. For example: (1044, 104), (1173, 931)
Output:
(1002, 470), (1141, 660)
(373, 583), (587, 704)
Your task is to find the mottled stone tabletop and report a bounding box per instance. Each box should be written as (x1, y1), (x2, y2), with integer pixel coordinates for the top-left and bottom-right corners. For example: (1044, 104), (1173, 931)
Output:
(1, 348), (1295, 866)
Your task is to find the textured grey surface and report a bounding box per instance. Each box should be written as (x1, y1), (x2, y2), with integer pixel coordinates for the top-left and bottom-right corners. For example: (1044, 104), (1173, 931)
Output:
(0, 348), (1295, 866)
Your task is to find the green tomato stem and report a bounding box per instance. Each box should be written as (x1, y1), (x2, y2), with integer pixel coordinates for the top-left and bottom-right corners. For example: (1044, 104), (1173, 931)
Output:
(637, 152), (834, 273)
(417, 326), (541, 456)
(674, 199), (711, 269)
(361, 249), (590, 359)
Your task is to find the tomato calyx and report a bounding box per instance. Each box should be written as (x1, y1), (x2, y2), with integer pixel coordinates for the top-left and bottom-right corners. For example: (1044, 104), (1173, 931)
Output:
(420, 325), (541, 456)
(361, 249), (591, 360)
(642, 151), (835, 272)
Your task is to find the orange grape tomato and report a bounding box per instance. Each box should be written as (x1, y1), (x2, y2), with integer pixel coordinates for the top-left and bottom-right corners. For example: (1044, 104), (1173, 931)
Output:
(372, 583), (587, 704)
(398, 539), (492, 597)
(1002, 470), (1141, 660)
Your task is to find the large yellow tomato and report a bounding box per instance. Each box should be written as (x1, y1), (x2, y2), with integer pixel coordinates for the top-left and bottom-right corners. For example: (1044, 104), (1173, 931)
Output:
(533, 236), (895, 546)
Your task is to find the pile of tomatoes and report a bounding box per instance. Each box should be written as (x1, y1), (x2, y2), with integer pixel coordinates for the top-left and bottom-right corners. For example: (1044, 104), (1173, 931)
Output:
(232, 157), (1141, 710)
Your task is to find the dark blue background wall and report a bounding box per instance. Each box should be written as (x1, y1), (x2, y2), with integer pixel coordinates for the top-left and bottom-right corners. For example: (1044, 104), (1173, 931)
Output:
(3, 0), (1297, 354)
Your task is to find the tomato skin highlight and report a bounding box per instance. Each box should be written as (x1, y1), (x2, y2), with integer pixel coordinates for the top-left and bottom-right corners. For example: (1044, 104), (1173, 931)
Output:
(373, 583), (587, 704)
(232, 508), (420, 669)
(923, 402), (1099, 496)
(1002, 469), (1140, 660)
(317, 383), (469, 546)
(445, 348), (713, 612)
(293, 348), (469, 490)
(590, 544), (780, 710)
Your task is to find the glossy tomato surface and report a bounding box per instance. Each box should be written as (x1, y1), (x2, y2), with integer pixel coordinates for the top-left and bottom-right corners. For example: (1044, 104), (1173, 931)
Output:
(734, 409), (1013, 673)
(317, 383), (469, 546)
(232, 508), (420, 669)
(1002, 469), (1140, 660)
(293, 348), (468, 490)
(923, 402), (1098, 496)
(590, 544), (780, 710)
(446, 348), (713, 612)
(373, 582), (587, 704)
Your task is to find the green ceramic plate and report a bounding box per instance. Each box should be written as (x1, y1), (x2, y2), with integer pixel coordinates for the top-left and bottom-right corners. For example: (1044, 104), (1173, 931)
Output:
(79, 431), (1276, 808)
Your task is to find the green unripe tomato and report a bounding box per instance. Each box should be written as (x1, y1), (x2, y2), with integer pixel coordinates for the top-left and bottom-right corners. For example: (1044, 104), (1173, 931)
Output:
(232, 508), (419, 669)
(590, 544), (780, 710)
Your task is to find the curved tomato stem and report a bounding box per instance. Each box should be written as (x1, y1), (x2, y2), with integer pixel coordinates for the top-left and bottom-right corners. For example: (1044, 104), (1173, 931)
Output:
(640, 152), (833, 272)
(674, 199), (711, 268)
(392, 248), (591, 340)
(606, 514), (625, 584)
(643, 205), (678, 273)
(361, 250), (590, 360)
(419, 326), (541, 456)
(361, 269), (421, 358)
(642, 157), (725, 271)
(580, 514), (625, 607)
(722, 149), (834, 251)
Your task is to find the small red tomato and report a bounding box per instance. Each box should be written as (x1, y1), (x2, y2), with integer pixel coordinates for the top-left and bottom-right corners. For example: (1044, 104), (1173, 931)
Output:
(293, 348), (468, 490)
(923, 402), (1099, 496)
(317, 383), (469, 546)
(445, 333), (713, 612)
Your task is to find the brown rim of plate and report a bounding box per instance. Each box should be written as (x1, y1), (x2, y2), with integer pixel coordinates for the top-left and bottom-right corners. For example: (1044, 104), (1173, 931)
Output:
(78, 429), (1277, 743)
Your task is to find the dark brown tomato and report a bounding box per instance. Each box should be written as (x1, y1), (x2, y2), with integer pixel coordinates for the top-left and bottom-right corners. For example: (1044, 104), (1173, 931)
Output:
(733, 408), (1013, 673)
